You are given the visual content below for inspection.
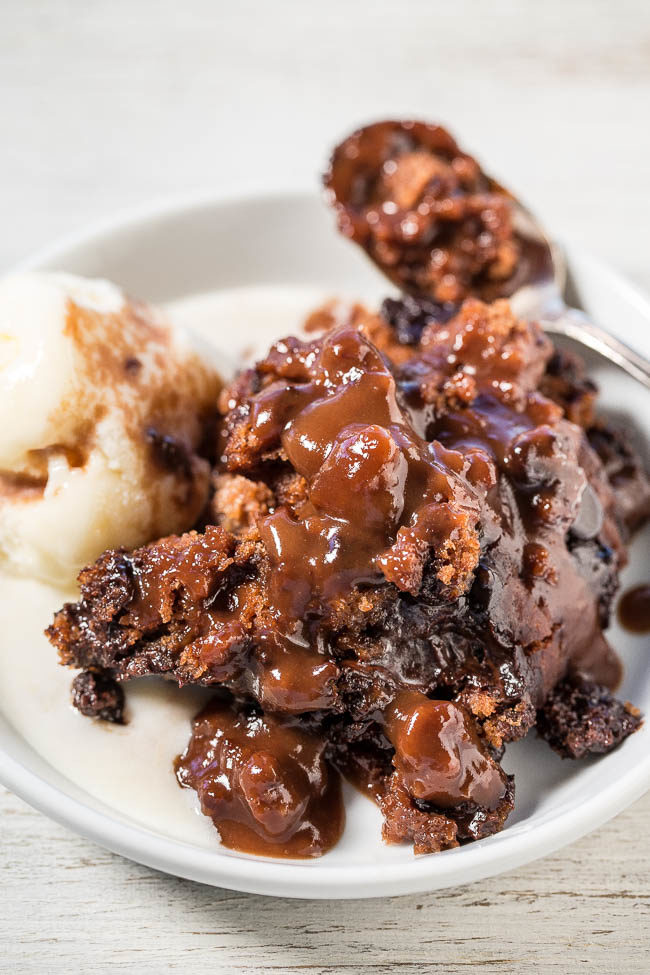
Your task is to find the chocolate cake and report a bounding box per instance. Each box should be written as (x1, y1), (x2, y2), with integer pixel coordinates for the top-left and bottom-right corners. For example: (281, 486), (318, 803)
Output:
(48, 293), (646, 858)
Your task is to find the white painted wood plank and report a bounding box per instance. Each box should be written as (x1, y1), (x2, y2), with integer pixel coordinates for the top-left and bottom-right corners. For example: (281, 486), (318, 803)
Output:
(2, 785), (649, 973)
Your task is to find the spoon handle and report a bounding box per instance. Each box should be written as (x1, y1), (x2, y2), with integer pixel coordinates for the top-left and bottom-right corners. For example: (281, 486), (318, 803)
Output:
(542, 308), (650, 390)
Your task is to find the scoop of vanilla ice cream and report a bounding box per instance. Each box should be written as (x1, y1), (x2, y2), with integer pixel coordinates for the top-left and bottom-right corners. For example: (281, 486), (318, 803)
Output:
(0, 272), (222, 586)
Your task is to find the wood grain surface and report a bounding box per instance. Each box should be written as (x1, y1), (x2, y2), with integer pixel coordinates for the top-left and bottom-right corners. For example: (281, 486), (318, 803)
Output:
(3, 786), (649, 973)
(1, 1), (649, 971)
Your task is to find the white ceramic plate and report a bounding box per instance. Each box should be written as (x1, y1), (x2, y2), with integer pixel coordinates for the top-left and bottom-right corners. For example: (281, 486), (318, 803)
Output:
(1, 192), (649, 899)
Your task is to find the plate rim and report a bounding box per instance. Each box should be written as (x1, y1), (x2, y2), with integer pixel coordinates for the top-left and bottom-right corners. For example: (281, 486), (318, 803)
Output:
(2, 188), (650, 899)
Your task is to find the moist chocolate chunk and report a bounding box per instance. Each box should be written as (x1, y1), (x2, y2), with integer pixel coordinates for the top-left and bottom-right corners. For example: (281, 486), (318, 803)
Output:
(537, 675), (642, 759)
(48, 294), (645, 858)
(71, 669), (125, 723)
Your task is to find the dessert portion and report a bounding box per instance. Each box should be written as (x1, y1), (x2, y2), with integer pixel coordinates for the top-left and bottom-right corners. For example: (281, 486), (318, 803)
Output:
(324, 120), (552, 306)
(48, 292), (645, 857)
(36, 119), (649, 860)
(0, 272), (221, 585)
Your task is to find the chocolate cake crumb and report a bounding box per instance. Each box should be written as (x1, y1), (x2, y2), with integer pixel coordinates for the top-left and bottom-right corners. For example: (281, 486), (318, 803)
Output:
(537, 675), (642, 759)
(71, 669), (125, 724)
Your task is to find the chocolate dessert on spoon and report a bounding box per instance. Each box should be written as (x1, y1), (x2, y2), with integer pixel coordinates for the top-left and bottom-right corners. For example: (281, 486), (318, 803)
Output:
(325, 119), (650, 388)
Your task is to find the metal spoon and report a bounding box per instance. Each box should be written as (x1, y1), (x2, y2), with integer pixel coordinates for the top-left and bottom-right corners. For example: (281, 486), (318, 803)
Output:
(508, 200), (650, 389)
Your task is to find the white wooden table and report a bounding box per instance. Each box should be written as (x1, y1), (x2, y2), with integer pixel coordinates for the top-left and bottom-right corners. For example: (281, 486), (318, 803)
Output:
(1, 1), (649, 970)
